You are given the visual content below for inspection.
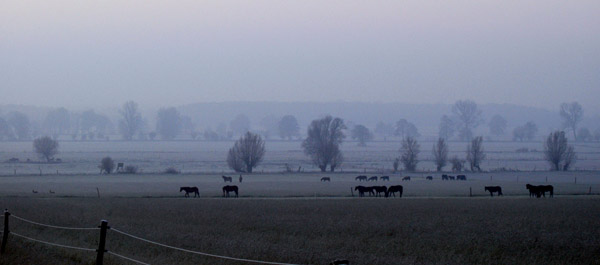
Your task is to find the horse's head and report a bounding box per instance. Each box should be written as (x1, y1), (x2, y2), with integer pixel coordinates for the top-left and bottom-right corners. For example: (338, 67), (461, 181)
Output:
(526, 184), (532, 189)
(180, 187), (185, 192)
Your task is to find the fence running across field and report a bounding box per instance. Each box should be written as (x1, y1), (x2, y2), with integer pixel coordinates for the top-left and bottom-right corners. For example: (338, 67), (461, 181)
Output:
(0, 210), (301, 265)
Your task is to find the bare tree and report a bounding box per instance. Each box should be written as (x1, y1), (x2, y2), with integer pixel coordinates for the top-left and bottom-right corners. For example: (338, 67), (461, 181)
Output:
(432, 137), (448, 172)
(302, 116), (346, 172)
(450, 156), (465, 172)
(330, 151), (344, 172)
(278, 115), (299, 140)
(438, 115), (455, 140)
(118, 101), (143, 141)
(227, 132), (265, 173)
(33, 136), (59, 162)
(488, 115), (507, 137)
(395, 119), (420, 139)
(351, 125), (373, 146)
(466, 136), (485, 171)
(544, 131), (576, 171)
(99, 156), (115, 174)
(400, 136), (420, 172)
(513, 121), (538, 141)
(452, 100), (483, 141)
(156, 107), (182, 140)
(560, 102), (583, 139)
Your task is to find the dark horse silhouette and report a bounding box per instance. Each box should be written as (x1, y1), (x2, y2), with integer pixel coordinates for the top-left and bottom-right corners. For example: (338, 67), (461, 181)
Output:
(526, 184), (553, 198)
(321, 177), (331, 182)
(223, 185), (239, 197)
(222, 175), (232, 182)
(442, 174), (449, 180)
(426, 176), (433, 180)
(484, 186), (503, 197)
(354, 186), (374, 197)
(373, 186), (387, 197)
(381, 176), (390, 181)
(355, 175), (367, 181)
(387, 185), (403, 197)
(402, 176), (411, 181)
(180, 186), (199, 197)
(457, 175), (467, 181)
(368, 176), (378, 182)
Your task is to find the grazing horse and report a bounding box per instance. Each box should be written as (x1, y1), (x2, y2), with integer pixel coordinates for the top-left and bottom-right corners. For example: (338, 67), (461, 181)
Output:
(223, 185), (239, 197)
(355, 175), (367, 181)
(442, 174), (449, 180)
(426, 176), (433, 180)
(321, 177), (331, 182)
(222, 175), (232, 182)
(387, 185), (403, 197)
(373, 186), (388, 197)
(402, 176), (411, 181)
(485, 186), (503, 197)
(526, 184), (553, 198)
(180, 186), (199, 197)
(448, 176), (455, 180)
(457, 175), (467, 181)
(354, 186), (368, 197)
(368, 176), (378, 182)
(381, 176), (390, 181)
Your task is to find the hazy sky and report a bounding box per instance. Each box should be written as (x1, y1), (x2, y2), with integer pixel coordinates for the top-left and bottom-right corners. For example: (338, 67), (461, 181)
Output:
(1, 1), (599, 111)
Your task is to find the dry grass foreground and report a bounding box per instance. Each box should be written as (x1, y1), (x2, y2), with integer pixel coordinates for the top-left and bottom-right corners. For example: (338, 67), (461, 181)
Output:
(0, 197), (599, 265)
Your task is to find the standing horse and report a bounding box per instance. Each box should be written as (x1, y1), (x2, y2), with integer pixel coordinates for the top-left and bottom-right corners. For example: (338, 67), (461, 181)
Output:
(223, 185), (239, 197)
(321, 177), (331, 182)
(368, 176), (378, 182)
(402, 176), (411, 181)
(222, 175), (232, 182)
(381, 176), (390, 181)
(180, 186), (199, 197)
(527, 184), (553, 198)
(374, 186), (388, 197)
(484, 186), (503, 197)
(355, 175), (367, 181)
(457, 175), (467, 181)
(387, 185), (403, 197)
(442, 175), (449, 180)
(426, 176), (433, 180)
(354, 186), (368, 197)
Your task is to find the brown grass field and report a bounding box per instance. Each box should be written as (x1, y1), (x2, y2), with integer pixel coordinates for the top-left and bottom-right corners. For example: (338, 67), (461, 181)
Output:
(0, 196), (599, 265)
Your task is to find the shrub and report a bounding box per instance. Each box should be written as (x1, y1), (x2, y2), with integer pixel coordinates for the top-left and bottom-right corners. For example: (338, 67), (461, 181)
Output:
(99, 157), (115, 174)
(123, 165), (138, 174)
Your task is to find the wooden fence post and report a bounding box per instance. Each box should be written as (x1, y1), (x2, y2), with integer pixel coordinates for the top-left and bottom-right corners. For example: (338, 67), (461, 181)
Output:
(96, 220), (109, 265)
(1, 209), (10, 254)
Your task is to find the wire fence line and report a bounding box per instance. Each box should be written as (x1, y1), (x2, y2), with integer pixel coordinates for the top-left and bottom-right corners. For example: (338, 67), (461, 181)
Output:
(107, 251), (151, 265)
(111, 228), (301, 265)
(11, 215), (99, 230)
(10, 232), (96, 252)
(1, 212), (306, 265)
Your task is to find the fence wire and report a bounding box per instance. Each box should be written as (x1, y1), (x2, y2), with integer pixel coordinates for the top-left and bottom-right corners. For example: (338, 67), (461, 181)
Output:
(11, 232), (96, 252)
(11, 215), (99, 230)
(107, 251), (151, 265)
(111, 228), (301, 265)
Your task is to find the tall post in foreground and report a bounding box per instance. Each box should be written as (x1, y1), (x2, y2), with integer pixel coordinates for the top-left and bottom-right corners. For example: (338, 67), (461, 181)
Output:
(469, 187), (472, 197)
(1, 209), (10, 254)
(96, 220), (108, 265)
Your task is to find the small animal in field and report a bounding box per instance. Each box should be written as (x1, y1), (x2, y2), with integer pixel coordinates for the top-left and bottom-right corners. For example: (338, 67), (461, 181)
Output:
(222, 175), (232, 182)
(329, 259), (350, 265)
(239, 175), (243, 183)
(355, 175), (367, 181)
(373, 186), (387, 197)
(448, 176), (455, 180)
(49, 190), (55, 194)
(457, 175), (467, 181)
(441, 174), (449, 180)
(426, 176), (433, 180)
(32, 189), (38, 194)
(380, 176), (389, 181)
(387, 185), (403, 197)
(180, 186), (199, 197)
(368, 176), (378, 182)
(526, 184), (553, 198)
(223, 185), (239, 197)
(402, 176), (411, 181)
(321, 177), (331, 182)
(484, 186), (503, 197)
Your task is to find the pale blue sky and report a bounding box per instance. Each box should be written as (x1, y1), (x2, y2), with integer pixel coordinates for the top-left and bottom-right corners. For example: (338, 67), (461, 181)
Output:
(1, 1), (599, 112)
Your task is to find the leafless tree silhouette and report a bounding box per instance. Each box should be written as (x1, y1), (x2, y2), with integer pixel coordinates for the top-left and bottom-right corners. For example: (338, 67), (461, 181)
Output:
(544, 131), (576, 171)
(99, 156), (115, 174)
(432, 138), (448, 172)
(438, 115), (455, 140)
(466, 136), (485, 172)
(33, 136), (59, 162)
(452, 100), (482, 141)
(560, 102), (583, 139)
(302, 116), (346, 172)
(351, 125), (373, 146)
(227, 132), (265, 173)
(400, 136), (420, 172)
(118, 101), (143, 141)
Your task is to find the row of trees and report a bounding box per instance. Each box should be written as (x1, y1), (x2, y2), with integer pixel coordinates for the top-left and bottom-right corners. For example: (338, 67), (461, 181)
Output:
(224, 115), (580, 174)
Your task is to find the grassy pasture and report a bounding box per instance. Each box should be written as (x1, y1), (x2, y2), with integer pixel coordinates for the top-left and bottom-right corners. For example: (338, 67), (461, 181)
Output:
(0, 197), (599, 265)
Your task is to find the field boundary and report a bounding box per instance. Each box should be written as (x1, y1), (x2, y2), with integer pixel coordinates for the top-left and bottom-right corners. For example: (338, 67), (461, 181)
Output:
(0, 210), (301, 265)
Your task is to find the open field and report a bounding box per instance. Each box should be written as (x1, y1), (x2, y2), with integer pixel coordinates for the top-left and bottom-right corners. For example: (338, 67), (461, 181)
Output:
(0, 197), (599, 265)
(1, 141), (600, 175)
